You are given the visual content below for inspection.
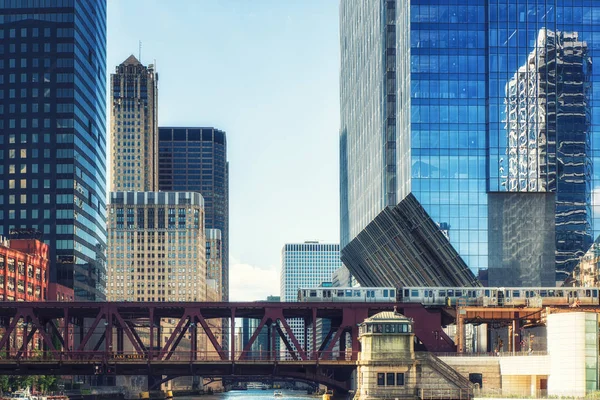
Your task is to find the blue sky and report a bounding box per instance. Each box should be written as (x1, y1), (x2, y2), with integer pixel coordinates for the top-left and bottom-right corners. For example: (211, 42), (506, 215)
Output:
(107, 0), (341, 300)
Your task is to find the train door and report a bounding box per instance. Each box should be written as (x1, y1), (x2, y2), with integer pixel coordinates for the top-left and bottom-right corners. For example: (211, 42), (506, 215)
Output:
(424, 289), (434, 304)
(497, 288), (505, 307)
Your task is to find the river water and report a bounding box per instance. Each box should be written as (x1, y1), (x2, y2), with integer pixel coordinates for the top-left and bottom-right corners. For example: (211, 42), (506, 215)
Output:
(178, 389), (320, 399)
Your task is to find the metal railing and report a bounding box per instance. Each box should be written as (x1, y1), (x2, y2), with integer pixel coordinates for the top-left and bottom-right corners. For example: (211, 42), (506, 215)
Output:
(434, 350), (548, 357)
(0, 349), (359, 363)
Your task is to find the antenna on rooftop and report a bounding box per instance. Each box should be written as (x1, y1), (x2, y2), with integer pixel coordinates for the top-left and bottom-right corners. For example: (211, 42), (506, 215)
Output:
(139, 40), (142, 61)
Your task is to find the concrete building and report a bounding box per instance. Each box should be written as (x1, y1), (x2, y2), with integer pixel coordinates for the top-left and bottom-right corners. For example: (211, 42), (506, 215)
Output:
(280, 242), (342, 354)
(0, 237), (48, 301)
(106, 191), (206, 302)
(110, 55), (158, 192)
(0, 0), (108, 301)
(438, 312), (599, 398)
(355, 311), (472, 400)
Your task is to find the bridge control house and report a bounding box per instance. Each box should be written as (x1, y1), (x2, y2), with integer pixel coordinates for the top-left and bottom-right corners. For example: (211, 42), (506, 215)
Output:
(355, 310), (473, 400)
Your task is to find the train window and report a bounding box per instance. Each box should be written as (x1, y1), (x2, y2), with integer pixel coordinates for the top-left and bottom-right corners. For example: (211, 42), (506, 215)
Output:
(337, 290), (344, 297)
(455, 290), (462, 297)
(411, 290), (419, 297)
(383, 289), (389, 297)
(354, 290), (360, 297)
(404, 289), (409, 297)
(401, 324), (408, 333)
(385, 324), (392, 333)
(594, 290), (598, 297)
(324, 290), (331, 298)
(439, 290), (446, 297)
(484, 290), (489, 297)
(586, 290), (591, 297)
(390, 290), (395, 298)
(540, 290), (547, 297)
(310, 290), (317, 297)
(548, 290), (555, 297)
(512, 290), (520, 297)
(447, 290), (454, 296)
(557, 290), (564, 297)
(424, 291), (429, 298)
(346, 290), (352, 297)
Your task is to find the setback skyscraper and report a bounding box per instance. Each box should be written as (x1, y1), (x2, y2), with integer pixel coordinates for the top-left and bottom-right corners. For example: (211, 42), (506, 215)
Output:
(110, 55), (158, 192)
(340, 0), (600, 287)
(0, 0), (108, 300)
(158, 127), (229, 301)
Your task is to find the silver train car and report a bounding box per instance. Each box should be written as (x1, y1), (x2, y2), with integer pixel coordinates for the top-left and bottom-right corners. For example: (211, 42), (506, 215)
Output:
(299, 286), (600, 307)
(298, 287), (397, 302)
(400, 286), (600, 307)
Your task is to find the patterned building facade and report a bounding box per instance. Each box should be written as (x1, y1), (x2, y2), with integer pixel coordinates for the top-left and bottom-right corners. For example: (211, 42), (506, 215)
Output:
(0, 238), (49, 301)
(106, 192), (206, 302)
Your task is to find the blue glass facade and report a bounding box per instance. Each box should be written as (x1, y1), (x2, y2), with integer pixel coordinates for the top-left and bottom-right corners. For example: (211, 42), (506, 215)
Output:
(0, 0), (107, 300)
(341, 0), (600, 285)
(158, 127), (229, 300)
(410, 2), (488, 273)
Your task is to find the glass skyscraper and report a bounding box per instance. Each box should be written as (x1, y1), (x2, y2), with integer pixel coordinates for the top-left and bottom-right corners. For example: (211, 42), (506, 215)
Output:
(158, 127), (229, 300)
(0, 0), (108, 300)
(340, 1), (600, 286)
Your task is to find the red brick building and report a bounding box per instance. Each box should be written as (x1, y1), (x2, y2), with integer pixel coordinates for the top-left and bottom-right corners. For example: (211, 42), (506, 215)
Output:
(0, 238), (49, 301)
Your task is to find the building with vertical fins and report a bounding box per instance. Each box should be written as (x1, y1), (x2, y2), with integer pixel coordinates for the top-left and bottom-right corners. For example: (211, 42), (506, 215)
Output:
(0, 0), (108, 300)
(340, 0), (600, 287)
(280, 242), (342, 355)
(158, 127), (229, 301)
(110, 55), (158, 192)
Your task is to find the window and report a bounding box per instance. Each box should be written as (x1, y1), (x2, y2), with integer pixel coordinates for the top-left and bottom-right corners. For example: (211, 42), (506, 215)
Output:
(387, 373), (395, 386)
(377, 373), (385, 386)
(396, 373), (404, 386)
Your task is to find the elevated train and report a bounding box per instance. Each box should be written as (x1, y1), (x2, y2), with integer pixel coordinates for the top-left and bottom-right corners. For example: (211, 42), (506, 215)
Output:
(298, 286), (600, 307)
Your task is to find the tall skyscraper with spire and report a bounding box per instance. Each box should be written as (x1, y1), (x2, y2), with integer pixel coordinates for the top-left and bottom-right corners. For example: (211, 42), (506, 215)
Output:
(110, 55), (158, 191)
(0, 0), (108, 300)
(106, 59), (209, 304)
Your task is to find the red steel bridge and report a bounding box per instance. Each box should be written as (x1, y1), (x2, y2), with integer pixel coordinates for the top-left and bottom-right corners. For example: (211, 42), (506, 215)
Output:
(0, 301), (455, 390)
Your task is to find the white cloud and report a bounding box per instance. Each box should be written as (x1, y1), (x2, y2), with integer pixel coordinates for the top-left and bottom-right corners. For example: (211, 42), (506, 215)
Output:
(229, 257), (280, 302)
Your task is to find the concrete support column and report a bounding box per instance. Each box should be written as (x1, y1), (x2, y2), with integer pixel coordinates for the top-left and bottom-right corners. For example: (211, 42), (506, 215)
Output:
(531, 374), (537, 397)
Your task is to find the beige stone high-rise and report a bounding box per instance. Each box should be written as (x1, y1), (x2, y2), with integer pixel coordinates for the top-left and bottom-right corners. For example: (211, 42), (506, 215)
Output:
(106, 192), (206, 302)
(110, 55), (158, 192)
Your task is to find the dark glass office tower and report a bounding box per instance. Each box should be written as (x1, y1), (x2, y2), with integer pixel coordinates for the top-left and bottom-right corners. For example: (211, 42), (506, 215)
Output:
(341, 1), (600, 287)
(158, 127), (229, 300)
(0, 0), (107, 300)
